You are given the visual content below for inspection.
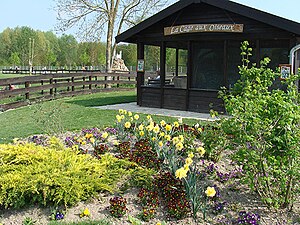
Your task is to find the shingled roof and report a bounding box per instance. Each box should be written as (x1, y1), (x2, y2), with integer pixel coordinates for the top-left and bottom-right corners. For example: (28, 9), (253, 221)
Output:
(116, 0), (300, 43)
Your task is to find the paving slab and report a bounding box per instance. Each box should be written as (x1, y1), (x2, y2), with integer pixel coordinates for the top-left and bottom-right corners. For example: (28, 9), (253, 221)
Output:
(94, 102), (217, 121)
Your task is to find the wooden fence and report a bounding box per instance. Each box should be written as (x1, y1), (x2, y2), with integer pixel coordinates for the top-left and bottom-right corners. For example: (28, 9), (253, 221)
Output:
(0, 72), (136, 111)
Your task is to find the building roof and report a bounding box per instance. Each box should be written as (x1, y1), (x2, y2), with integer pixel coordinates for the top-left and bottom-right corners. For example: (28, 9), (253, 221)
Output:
(116, 0), (300, 43)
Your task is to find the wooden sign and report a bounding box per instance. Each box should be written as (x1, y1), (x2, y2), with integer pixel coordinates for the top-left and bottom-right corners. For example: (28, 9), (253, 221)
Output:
(164, 24), (244, 36)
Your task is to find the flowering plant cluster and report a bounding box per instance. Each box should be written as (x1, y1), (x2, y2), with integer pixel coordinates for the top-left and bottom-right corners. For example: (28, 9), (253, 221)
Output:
(109, 196), (128, 218)
(154, 172), (190, 219)
(79, 208), (91, 218)
(137, 188), (159, 221)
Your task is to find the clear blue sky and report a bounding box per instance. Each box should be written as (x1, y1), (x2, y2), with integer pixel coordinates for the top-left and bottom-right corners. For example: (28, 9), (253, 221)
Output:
(0, 0), (299, 35)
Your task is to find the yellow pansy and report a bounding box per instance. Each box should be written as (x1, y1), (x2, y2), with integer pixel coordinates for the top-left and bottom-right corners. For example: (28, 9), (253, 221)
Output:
(121, 115), (125, 120)
(85, 133), (93, 139)
(173, 121), (179, 128)
(139, 131), (145, 136)
(80, 208), (91, 217)
(152, 137), (156, 141)
(205, 186), (216, 197)
(118, 109), (124, 114)
(90, 138), (95, 144)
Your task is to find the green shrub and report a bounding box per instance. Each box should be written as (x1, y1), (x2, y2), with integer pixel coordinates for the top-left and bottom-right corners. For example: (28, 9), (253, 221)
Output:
(220, 41), (300, 209)
(0, 140), (154, 208)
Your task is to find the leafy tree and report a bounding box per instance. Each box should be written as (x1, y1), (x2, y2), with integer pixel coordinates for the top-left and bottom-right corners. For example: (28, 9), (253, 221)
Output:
(9, 52), (20, 66)
(55, 0), (169, 72)
(220, 41), (300, 209)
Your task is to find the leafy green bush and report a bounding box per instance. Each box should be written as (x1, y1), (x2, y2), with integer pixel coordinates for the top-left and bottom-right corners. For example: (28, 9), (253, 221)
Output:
(220, 41), (300, 209)
(0, 140), (154, 208)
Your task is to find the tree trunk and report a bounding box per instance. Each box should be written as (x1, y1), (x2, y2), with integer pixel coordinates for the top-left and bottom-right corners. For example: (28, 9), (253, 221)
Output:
(106, 19), (113, 73)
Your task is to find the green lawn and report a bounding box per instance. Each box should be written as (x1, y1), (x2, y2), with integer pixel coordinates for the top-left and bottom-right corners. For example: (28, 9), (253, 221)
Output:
(0, 72), (29, 79)
(0, 90), (199, 143)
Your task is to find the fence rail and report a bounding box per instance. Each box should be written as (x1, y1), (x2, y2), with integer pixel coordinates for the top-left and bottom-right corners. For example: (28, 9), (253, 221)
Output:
(0, 72), (136, 111)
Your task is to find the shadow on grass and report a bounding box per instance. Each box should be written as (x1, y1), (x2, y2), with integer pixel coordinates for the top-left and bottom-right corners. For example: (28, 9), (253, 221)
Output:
(65, 95), (136, 107)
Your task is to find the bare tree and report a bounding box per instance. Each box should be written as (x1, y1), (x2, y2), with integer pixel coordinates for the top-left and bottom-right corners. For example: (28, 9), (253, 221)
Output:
(55, 0), (168, 72)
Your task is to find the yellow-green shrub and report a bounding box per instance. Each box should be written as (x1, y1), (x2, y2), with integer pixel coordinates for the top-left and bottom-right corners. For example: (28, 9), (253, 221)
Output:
(0, 141), (154, 208)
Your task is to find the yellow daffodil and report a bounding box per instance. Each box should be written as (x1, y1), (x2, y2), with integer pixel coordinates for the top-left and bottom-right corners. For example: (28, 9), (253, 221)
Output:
(130, 117), (134, 121)
(160, 120), (166, 126)
(173, 121), (179, 128)
(101, 132), (109, 139)
(118, 109), (124, 114)
(205, 186), (216, 197)
(158, 141), (163, 147)
(128, 111), (132, 116)
(146, 123), (154, 131)
(197, 146), (205, 156)
(172, 136), (179, 145)
(184, 164), (190, 171)
(123, 110), (127, 115)
(185, 157), (193, 166)
(147, 115), (152, 121)
(175, 167), (188, 179)
(121, 115), (125, 120)
(188, 152), (194, 158)
(152, 137), (156, 141)
(176, 142), (184, 150)
(138, 124), (144, 131)
(113, 140), (120, 146)
(165, 135), (171, 141)
(153, 125), (160, 134)
(179, 135), (184, 142)
(178, 117), (183, 124)
(139, 131), (145, 136)
(134, 114), (139, 120)
(159, 132), (165, 137)
(165, 124), (172, 131)
(125, 121), (131, 129)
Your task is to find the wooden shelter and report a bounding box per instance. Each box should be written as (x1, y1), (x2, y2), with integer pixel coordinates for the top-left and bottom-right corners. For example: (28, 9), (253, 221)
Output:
(116, 0), (300, 113)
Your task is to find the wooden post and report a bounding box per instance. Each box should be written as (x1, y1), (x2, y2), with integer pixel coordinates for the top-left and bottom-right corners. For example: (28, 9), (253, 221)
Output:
(89, 76), (92, 89)
(67, 79), (70, 91)
(83, 77), (85, 89)
(104, 76), (107, 88)
(25, 81), (30, 99)
(117, 76), (120, 88)
(160, 41), (166, 108)
(137, 43), (145, 106)
(71, 77), (75, 92)
(50, 78), (53, 95)
(186, 41), (192, 111)
(175, 48), (179, 76)
(41, 80), (44, 95)
(54, 79), (57, 93)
